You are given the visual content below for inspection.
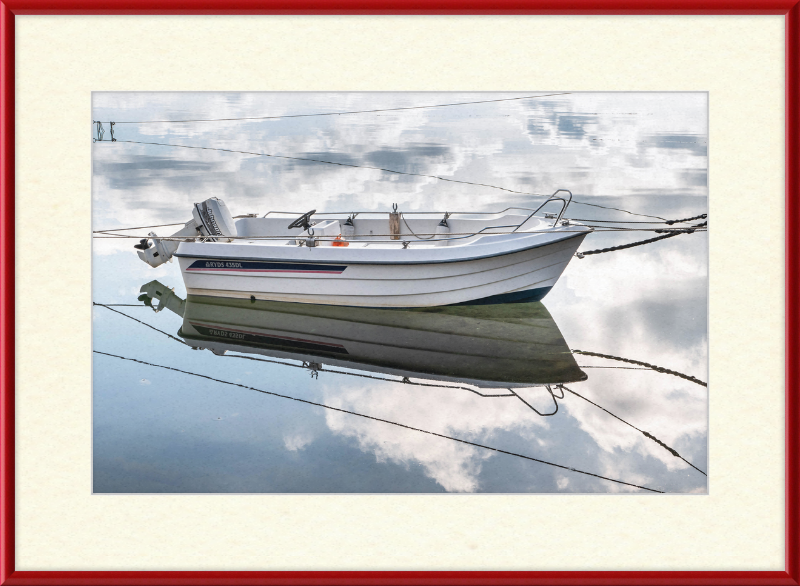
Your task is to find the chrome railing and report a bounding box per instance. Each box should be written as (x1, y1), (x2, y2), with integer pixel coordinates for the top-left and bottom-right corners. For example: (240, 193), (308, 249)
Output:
(262, 191), (574, 220)
(512, 189), (573, 232)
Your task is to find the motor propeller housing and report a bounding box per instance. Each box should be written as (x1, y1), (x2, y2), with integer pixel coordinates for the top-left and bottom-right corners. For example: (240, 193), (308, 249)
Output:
(136, 198), (240, 268)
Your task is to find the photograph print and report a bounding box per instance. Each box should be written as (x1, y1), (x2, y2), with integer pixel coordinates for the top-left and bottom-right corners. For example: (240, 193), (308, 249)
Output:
(92, 91), (708, 493)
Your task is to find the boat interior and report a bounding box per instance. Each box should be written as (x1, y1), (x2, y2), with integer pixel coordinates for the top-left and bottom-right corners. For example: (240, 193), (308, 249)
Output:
(136, 190), (581, 268)
(233, 207), (572, 249)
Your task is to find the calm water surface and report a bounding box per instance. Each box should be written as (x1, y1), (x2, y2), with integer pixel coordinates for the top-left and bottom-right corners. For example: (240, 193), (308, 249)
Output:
(92, 93), (708, 493)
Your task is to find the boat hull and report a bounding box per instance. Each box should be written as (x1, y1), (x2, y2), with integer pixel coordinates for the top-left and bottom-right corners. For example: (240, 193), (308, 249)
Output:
(176, 231), (588, 308)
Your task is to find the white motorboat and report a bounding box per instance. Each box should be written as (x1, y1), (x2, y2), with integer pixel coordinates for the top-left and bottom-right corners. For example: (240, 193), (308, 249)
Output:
(135, 190), (591, 308)
(138, 280), (587, 390)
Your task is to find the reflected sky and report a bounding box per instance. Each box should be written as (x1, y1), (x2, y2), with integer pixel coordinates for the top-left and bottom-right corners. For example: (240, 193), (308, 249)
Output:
(92, 92), (708, 493)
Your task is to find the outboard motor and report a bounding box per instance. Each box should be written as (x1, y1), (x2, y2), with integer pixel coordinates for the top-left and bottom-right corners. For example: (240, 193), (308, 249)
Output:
(138, 280), (186, 317)
(135, 220), (198, 268)
(136, 197), (238, 268)
(191, 198), (238, 242)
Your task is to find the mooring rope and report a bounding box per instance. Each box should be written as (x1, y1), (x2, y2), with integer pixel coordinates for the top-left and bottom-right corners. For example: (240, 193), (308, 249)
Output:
(93, 302), (523, 398)
(665, 213), (707, 225)
(561, 385), (706, 476)
(94, 212), (708, 236)
(112, 140), (553, 197)
(92, 226), (706, 243)
(579, 366), (649, 370)
(92, 302), (188, 346)
(95, 301), (701, 486)
(224, 352), (518, 397)
(575, 223), (706, 258)
(106, 93), (573, 124)
(568, 214), (706, 225)
(102, 139), (667, 221)
(96, 301), (707, 392)
(93, 221), (188, 232)
(572, 349), (707, 387)
(400, 213), (437, 240)
(93, 349), (663, 492)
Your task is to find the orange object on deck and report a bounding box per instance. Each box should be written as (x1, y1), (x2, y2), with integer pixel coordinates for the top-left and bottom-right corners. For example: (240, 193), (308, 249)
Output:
(331, 234), (349, 247)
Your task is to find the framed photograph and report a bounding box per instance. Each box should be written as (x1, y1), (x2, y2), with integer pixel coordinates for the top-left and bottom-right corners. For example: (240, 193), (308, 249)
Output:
(91, 90), (710, 497)
(1, 3), (798, 585)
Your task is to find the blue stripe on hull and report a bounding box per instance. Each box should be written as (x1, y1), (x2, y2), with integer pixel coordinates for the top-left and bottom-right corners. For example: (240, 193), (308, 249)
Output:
(448, 286), (553, 306)
(186, 259), (347, 273)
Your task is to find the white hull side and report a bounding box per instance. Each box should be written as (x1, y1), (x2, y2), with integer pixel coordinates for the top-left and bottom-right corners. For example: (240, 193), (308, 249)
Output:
(178, 232), (587, 307)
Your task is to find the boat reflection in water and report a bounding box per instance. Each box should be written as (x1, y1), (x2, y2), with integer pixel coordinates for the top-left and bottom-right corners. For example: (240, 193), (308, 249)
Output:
(139, 279), (586, 410)
(130, 281), (705, 492)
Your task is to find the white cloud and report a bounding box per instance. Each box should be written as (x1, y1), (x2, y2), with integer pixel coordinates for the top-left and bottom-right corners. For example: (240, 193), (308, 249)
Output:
(284, 433), (314, 452)
(92, 92), (708, 234)
(321, 380), (553, 492)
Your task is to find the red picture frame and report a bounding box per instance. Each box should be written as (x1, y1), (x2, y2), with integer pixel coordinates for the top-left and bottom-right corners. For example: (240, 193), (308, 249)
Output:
(1, 3), (798, 585)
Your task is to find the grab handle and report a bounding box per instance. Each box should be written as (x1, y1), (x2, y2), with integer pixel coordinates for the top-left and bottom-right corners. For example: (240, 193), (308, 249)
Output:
(513, 189), (573, 231)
